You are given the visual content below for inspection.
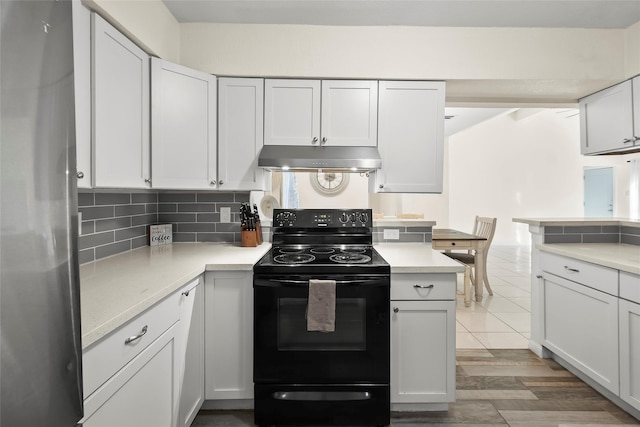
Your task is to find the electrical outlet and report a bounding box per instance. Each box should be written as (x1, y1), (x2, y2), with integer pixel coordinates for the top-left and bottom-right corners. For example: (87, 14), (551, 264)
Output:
(383, 229), (400, 240)
(220, 207), (231, 223)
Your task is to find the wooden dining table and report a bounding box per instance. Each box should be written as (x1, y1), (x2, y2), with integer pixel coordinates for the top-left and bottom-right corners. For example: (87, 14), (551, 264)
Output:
(431, 228), (488, 303)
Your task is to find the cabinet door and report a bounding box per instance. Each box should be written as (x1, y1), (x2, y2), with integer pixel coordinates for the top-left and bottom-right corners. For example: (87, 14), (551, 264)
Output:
(264, 79), (321, 146)
(178, 279), (205, 427)
(620, 299), (640, 412)
(320, 80), (378, 146)
(82, 325), (177, 427)
(204, 271), (253, 400)
(580, 80), (634, 154)
(151, 58), (216, 189)
(218, 78), (266, 190)
(92, 13), (150, 188)
(542, 273), (619, 393)
(374, 81), (445, 193)
(72, 1), (91, 188)
(390, 300), (456, 404)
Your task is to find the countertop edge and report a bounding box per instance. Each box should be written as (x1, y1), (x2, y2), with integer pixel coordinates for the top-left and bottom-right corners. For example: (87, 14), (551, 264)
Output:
(514, 217), (640, 227)
(536, 243), (640, 275)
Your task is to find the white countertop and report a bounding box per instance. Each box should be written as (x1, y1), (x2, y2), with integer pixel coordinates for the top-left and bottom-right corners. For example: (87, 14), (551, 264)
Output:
(513, 217), (640, 227)
(536, 243), (640, 275)
(374, 243), (466, 274)
(80, 242), (271, 348)
(80, 241), (462, 349)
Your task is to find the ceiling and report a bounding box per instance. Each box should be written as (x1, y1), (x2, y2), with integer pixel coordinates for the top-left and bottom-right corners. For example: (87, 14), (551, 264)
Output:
(162, 0), (640, 28)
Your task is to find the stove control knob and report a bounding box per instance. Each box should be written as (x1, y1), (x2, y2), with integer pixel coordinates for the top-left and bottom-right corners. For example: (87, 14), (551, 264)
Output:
(358, 212), (369, 224)
(339, 212), (350, 223)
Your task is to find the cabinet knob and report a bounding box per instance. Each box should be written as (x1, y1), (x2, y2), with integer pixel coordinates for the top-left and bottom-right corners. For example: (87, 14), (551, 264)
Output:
(623, 138), (634, 144)
(393, 307), (399, 313)
(219, 180), (224, 185)
(76, 171), (84, 179)
(312, 137), (318, 144)
(321, 137), (327, 145)
(144, 178), (151, 185)
(379, 184), (384, 189)
(210, 180), (217, 185)
(536, 275), (543, 279)
(182, 290), (190, 297)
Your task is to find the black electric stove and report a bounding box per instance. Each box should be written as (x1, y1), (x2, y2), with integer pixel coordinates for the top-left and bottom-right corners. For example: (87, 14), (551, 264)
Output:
(253, 208), (391, 427)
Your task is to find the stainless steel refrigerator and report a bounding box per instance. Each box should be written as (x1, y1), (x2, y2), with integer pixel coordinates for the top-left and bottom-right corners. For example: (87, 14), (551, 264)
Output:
(1, 0), (84, 425)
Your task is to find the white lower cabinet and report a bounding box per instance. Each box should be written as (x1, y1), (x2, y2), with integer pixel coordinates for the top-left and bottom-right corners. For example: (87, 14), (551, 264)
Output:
(540, 252), (619, 395)
(82, 325), (178, 427)
(177, 278), (205, 427)
(204, 271), (254, 400)
(620, 271), (640, 412)
(81, 276), (205, 427)
(390, 273), (456, 407)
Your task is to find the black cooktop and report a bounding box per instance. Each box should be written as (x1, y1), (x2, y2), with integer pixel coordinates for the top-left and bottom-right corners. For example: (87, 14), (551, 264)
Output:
(254, 245), (389, 275)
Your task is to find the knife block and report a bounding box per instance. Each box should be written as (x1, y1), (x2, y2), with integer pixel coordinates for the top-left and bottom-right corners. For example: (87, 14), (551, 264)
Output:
(241, 228), (259, 247)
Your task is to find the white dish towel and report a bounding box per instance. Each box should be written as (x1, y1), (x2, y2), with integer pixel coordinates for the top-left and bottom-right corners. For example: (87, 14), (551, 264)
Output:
(306, 279), (336, 332)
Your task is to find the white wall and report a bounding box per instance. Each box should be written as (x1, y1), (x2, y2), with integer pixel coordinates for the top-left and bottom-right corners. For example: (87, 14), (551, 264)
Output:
(179, 23), (627, 102)
(447, 109), (640, 245)
(295, 172), (369, 209)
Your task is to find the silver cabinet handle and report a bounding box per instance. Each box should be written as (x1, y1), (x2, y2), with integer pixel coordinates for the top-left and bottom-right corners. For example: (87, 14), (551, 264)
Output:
(414, 284), (434, 289)
(536, 275), (543, 279)
(564, 266), (580, 273)
(393, 307), (399, 313)
(210, 180), (216, 185)
(312, 137), (318, 144)
(623, 138), (634, 144)
(76, 171), (84, 179)
(321, 137), (327, 145)
(124, 325), (148, 345)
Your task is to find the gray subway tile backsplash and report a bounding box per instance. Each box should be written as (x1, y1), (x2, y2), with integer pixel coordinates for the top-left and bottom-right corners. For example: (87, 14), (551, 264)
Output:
(78, 190), (251, 264)
(544, 224), (640, 246)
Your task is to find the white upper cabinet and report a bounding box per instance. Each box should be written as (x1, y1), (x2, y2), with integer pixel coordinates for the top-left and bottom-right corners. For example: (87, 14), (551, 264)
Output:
(264, 79), (377, 146)
(321, 80), (378, 146)
(264, 79), (321, 146)
(72, 1), (91, 189)
(92, 13), (150, 188)
(151, 58), (217, 189)
(218, 78), (266, 191)
(373, 81), (445, 193)
(580, 79), (637, 155)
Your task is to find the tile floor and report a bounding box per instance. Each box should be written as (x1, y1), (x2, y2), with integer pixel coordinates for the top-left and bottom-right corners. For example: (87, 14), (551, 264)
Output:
(455, 245), (532, 350)
(191, 349), (640, 426)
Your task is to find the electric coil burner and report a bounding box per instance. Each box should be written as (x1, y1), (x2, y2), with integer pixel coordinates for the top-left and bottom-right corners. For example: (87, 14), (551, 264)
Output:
(253, 209), (390, 427)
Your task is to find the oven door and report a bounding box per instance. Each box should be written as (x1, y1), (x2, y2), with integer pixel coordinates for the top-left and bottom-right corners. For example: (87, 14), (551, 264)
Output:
(253, 274), (390, 385)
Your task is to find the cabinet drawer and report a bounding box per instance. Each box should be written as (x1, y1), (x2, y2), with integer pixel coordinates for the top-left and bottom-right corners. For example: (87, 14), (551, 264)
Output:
(83, 291), (180, 398)
(432, 240), (472, 250)
(391, 273), (455, 301)
(620, 271), (640, 304)
(539, 251), (618, 296)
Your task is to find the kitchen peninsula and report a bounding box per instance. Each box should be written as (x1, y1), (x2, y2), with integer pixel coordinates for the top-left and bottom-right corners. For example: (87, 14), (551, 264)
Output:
(514, 217), (640, 419)
(79, 240), (464, 426)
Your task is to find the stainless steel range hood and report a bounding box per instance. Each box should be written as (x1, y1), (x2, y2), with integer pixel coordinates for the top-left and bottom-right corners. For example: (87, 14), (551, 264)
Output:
(258, 145), (382, 172)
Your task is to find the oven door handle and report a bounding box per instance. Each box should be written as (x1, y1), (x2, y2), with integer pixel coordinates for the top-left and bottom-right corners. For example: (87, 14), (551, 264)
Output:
(259, 279), (382, 286)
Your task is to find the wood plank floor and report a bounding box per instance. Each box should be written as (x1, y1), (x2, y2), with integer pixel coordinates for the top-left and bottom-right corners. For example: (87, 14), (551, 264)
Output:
(191, 349), (640, 427)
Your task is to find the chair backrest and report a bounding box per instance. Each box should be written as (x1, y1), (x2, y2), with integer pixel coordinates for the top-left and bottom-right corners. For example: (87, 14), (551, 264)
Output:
(472, 216), (497, 254)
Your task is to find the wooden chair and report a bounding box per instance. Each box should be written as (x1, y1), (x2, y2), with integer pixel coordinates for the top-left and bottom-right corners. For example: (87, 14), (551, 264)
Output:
(444, 216), (497, 306)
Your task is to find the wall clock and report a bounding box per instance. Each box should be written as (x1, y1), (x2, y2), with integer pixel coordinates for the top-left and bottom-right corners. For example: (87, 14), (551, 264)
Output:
(310, 172), (350, 195)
